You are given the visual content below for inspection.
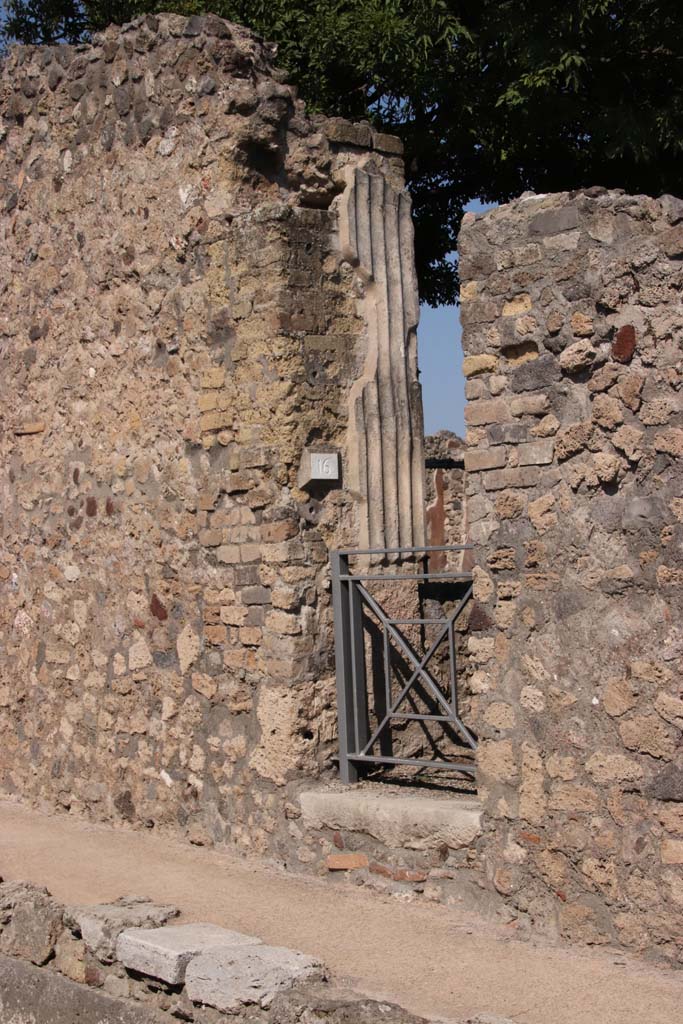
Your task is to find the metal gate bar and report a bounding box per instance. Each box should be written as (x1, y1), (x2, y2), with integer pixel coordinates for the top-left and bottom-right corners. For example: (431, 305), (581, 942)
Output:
(330, 545), (477, 784)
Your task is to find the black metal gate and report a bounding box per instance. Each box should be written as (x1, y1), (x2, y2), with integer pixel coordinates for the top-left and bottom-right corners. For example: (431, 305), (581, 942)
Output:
(330, 545), (477, 783)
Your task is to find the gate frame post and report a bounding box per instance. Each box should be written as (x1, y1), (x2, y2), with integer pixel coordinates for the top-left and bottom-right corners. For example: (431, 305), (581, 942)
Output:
(330, 551), (359, 783)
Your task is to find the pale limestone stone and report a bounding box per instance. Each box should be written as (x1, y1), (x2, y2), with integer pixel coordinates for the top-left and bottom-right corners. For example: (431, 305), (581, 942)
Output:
(520, 686), (545, 712)
(53, 931), (87, 984)
(299, 789), (481, 850)
(519, 743), (546, 824)
(177, 624), (201, 674)
(613, 424), (643, 460)
(462, 354), (498, 377)
(464, 398), (510, 426)
(478, 740), (518, 783)
(592, 393), (624, 429)
(64, 897), (178, 964)
(502, 294), (532, 316)
(117, 923), (262, 984)
(570, 311), (594, 337)
(546, 754), (576, 780)
(128, 636), (152, 671)
(654, 427), (683, 457)
(602, 678), (637, 717)
(510, 394), (549, 417)
(494, 490), (526, 519)
(527, 493), (557, 534)
(619, 715), (677, 760)
(559, 338), (596, 372)
(518, 440), (554, 466)
(185, 945), (324, 1011)
(592, 451), (621, 483)
(484, 702), (516, 731)
(249, 685), (311, 785)
(661, 840), (683, 865)
(654, 692), (683, 730)
(464, 448), (507, 472)
(585, 753), (643, 784)
(531, 414), (560, 437)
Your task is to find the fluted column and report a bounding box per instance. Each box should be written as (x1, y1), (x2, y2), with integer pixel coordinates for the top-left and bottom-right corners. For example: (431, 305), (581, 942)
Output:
(340, 166), (426, 552)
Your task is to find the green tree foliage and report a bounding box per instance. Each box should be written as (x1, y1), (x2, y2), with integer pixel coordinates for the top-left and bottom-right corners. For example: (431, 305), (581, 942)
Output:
(3, 1), (683, 304)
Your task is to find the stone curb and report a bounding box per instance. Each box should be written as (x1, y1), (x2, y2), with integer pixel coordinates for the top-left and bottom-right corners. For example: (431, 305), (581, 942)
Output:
(1, 881), (328, 1017)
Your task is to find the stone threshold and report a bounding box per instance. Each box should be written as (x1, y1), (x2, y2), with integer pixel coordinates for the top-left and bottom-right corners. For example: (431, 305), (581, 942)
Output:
(299, 785), (482, 851)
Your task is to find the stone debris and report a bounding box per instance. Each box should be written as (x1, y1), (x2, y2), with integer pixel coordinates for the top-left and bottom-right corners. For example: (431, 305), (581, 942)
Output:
(0, 881), (63, 966)
(185, 944), (324, 1011)
(117, 922), (262, 984)
(64, 896), (179, 963)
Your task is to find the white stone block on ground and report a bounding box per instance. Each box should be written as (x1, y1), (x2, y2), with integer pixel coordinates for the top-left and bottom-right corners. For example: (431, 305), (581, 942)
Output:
(185, 945), (324, 1011)
(116, 923), (262, 985)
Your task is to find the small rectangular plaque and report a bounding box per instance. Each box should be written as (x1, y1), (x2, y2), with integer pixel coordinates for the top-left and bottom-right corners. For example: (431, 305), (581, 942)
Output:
(299, 449), (341, 487)
(310, 451), (340, 480)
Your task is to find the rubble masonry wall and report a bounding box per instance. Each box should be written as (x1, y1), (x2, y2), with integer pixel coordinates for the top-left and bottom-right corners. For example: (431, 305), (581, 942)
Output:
(460, 190), (683, 960)
(0, 14), (422, 853)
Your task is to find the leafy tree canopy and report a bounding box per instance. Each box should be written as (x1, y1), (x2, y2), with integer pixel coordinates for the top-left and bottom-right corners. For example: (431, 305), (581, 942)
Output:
(3, 1), (683, 305)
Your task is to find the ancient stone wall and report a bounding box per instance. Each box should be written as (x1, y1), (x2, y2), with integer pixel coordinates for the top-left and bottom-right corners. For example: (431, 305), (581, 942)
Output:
(0, 15), (423, 851)
(459, 190), (683, 960)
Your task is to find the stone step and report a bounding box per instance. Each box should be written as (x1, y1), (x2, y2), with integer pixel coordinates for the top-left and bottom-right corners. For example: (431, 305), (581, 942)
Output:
(299, 786), (482, 851)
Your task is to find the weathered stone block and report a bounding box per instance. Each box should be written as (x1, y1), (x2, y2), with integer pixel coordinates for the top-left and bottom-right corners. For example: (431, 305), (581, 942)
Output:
(649, 764), (683, 802)
(299, 790), (482, 850)
(517, 440), (554, 466)
(481, 467), (541, 491)
(502, 294), (532, 317)
(661, 840), (683, 865)
(0, 883), (63, 966)
(585, 753), (643, 784)
(464, 398), (510, 426)
(529, 205), (579, 236)
(510, 394), (549, 417)
(618, 716), (677, 761)
(464, 448), (507, 472)
(462, 354), (498, 377)
(510, 353), (560, 392)
(184, 945), (324, 1011)
(117, 923), (261, 985)
(488, 422), (530, 444)
(559, 339), (596, 372)
(64, 898), (178, 964)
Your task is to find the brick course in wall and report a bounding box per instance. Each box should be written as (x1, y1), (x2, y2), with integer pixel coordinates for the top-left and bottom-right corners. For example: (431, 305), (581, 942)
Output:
(459, 189), (683, 961)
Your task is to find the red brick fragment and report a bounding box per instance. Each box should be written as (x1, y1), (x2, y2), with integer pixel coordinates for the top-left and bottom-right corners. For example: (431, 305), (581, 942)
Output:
(150, 593), (168, 621)
(368, 861), (393, 878)
(519, 831), (541, 845)
(332, 830), (344, 850)
(612, 324), (636, 363)
(326, 852), (368, 871)
(392, 868), (428, 883)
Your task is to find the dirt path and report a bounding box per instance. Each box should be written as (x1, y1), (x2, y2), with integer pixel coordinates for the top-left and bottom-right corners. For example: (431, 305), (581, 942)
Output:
(0, 799), (681, 1024)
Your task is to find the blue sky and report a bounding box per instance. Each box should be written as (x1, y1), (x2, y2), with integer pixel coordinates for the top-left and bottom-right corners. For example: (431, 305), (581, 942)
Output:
(418, 200), (495, 438)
